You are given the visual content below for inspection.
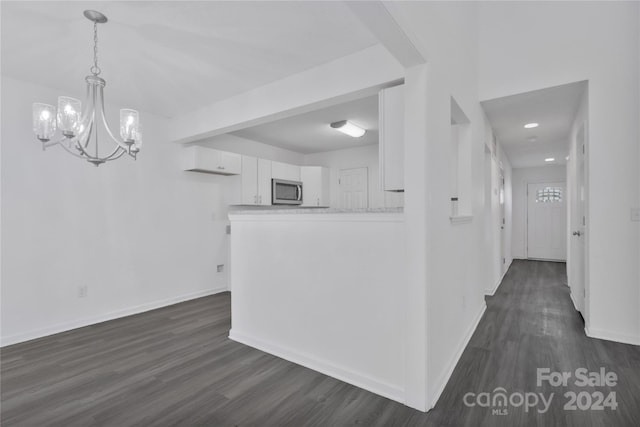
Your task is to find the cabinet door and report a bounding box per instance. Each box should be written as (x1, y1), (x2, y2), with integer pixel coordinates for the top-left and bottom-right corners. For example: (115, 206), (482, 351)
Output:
(301, 166), (330, 207)
(379, 85), (404, 191)
(220, 151), (242, 175)
(271, 161), (301, 181)
(301, 167), (320, 207)
(318, 167), (330, 207)
(241, 156), (258, 205)
(257, 158), (272, 205)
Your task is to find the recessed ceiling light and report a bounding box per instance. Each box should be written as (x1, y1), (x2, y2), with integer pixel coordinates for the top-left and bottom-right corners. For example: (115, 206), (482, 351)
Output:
(330, 120), (366, 138)
(524, 122), (539, 129)
(545, 157), (555, 162)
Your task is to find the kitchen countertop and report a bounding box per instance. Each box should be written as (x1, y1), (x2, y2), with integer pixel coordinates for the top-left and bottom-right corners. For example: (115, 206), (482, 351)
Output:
(229, 207), (403, 215)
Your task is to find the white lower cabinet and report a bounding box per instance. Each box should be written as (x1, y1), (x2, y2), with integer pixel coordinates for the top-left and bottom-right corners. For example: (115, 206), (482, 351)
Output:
(301, 166), (330, 207)
(227, 156), (272, 205)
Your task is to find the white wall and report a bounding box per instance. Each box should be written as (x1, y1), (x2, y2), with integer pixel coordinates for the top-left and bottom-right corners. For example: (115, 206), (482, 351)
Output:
(511, 166), (567, 259)
(482, 113), (514, 294)
(229, 212), (406, 402)
(304, 144), (403, 209)
(388, 1), (491, 409)
(478, 1), (640, 343)
(1, 77), (228, 346)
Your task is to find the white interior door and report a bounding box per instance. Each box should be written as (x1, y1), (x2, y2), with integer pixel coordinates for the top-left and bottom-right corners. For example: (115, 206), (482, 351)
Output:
(527, 182), (567, 261)
(570, 124), (587, 313)
(499, 170), (507, 274)
(339, 168), (368, 209)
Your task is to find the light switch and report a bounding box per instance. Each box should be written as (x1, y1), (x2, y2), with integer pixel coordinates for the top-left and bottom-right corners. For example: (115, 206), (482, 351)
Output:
(631, 207), (640, 222)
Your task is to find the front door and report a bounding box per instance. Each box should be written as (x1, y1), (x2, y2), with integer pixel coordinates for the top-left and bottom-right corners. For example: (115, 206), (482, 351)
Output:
(527, 182), (567, 261)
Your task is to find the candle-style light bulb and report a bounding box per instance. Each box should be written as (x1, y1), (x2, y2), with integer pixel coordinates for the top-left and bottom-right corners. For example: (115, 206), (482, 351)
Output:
(33, 103), (57, 141)
(120, 109), (139, 143)
(57, 96), (81, 137)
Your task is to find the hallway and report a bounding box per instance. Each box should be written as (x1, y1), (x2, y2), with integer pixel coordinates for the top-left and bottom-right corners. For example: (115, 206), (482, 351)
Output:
(2, 261), (639, 426)
(431, 260), (640, 426)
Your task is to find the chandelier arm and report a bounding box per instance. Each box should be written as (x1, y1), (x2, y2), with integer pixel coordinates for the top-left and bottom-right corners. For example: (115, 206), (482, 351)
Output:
(42, 135), (68, 149)
(78, 84), (95, 148)
(98, 86), (130, 151)
(75, 118), (94, 151)
(104, 148), (127, 162)
(74, 138), (125, 163)
(56, 138), (91, 160)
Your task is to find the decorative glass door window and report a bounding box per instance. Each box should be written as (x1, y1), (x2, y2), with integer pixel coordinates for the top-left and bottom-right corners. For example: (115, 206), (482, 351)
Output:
(536, 187), (563, 203)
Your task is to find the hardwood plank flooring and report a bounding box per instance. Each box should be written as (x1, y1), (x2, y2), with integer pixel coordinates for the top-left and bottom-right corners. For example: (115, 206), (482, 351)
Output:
(2, 260), (639, 426)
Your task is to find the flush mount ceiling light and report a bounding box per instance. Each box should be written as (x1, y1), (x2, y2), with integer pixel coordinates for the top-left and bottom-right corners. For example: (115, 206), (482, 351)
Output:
(32, 10), (142, 166)
(330, 120), (366, 138)
(524, 122), (539, 129)
(545, 157), (555, 162)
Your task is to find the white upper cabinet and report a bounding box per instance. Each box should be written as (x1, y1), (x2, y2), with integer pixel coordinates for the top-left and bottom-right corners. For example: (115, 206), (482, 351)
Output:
(183, 146), (241, 175)
(301, 166), (330, 207)
(379, 85), (405, 192)
(227, 155), (272, 205)
(271, 161), (301, 181)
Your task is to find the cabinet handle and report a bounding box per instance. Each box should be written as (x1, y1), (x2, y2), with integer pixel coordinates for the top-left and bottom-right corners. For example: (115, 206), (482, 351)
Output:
(254, 195), (257, 204)
(317, 198), (319, 206)
(259, 195), (262, 204)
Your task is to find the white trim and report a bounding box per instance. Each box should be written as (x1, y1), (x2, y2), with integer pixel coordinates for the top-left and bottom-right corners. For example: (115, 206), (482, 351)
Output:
(429, 301), (487, 409)
(585, 326), (640, 346)
(229, 329), (405, 404)
(569, 290), (579, 313)
(1, 287), (227, 347)
(485, 259), (512, 296)
(449, 215), (473, 224)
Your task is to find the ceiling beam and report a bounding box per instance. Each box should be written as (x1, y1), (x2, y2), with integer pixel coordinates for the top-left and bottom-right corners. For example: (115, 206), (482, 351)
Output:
(345, 1), (426, 68)
(168, 45), (404, 144)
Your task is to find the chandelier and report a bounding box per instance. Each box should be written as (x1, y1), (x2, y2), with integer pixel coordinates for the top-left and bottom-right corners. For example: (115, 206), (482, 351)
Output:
(32, 10), (142, 166)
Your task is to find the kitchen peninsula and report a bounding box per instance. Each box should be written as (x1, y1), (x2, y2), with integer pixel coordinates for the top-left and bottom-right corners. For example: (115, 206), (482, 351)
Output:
(228, 207), (406, 403)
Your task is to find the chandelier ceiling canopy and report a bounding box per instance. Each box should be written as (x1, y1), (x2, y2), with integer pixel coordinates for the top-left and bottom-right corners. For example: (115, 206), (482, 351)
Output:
(32, 10), (142, 166)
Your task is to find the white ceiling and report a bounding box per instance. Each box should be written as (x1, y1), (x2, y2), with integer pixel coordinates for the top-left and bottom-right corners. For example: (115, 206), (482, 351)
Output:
(1, 1), (378, 118)
(232, 94), (379, 154)
(481, 81), (587, 168)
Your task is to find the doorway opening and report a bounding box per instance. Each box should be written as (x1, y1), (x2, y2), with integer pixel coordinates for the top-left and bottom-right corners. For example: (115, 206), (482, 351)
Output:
(481, 80), (589, 320)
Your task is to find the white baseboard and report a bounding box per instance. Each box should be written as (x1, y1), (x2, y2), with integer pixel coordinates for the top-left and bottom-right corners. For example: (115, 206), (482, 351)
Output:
(569, 291), (579, 312)
(485, 259), (512, 296)
(1, 286), (228, 347)
(429, 301), (487, 409)
(229, 329), (404, 404)
(585, 326), (640, 346)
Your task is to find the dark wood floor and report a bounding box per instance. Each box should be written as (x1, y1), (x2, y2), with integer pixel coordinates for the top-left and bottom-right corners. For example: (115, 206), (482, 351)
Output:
(2, 260), (639, 426)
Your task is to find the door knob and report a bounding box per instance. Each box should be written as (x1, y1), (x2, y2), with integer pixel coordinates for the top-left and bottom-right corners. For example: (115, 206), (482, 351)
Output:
(572, 231), (582, 236)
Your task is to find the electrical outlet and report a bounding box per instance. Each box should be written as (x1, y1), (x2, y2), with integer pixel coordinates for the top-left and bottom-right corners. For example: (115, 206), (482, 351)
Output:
(217, 264), (224, 273)
(78, 285), (88, 298)
(631, 207), (640, 222)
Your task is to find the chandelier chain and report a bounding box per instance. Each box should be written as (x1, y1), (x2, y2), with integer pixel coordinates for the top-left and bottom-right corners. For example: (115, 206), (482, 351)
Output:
(90, 22), (101, 76)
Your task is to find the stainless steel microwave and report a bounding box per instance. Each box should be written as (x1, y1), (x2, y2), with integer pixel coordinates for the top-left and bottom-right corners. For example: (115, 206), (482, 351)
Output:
(272, 179), (303, 205)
